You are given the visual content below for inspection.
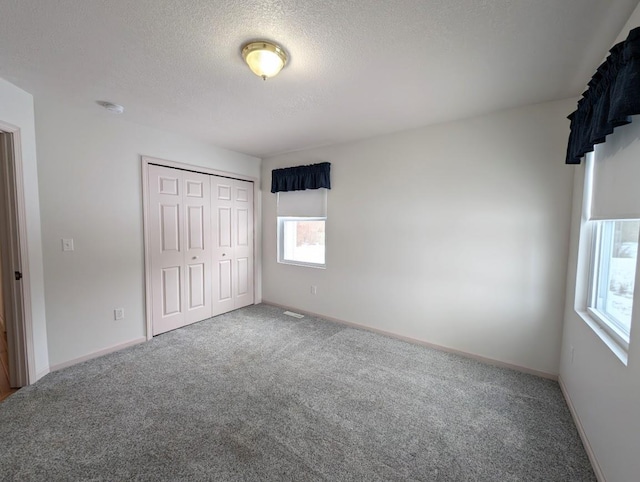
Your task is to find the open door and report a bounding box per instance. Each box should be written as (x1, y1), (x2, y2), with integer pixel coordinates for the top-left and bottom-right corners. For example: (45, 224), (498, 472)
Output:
(0, 127), (35, 387)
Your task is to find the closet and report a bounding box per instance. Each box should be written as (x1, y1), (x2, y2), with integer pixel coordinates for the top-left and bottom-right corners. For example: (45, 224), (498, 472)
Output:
(147, 164), (254, 336)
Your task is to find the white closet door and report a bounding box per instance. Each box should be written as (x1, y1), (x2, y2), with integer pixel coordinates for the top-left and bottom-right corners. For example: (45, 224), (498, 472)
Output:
(233, 180), (254, 309)
(211, 177), (235, 315)
(149, 165), (185, 334)
(149, 165), (213, 335)
(211, 177), (254, 316)
(183, 171), (213, 325)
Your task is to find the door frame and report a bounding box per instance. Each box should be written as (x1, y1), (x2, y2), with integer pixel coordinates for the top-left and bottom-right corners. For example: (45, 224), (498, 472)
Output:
(141, 155), (259, 340)
(0, 121), (36, 386)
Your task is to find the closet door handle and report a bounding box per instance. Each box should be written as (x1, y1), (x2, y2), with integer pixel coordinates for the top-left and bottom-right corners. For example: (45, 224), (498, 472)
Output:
(222, 253), (226, 257)
(192, 256), (199, 260)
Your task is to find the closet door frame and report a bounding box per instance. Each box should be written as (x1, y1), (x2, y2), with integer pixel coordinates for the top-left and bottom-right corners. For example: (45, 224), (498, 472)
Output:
(141, 155), (259, 341)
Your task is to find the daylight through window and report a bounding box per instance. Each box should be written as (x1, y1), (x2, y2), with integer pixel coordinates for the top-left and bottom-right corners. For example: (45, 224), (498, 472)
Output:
(279, 218), (326, 266)
(276, 189), (327, 268)
(588, 219), (640, 349)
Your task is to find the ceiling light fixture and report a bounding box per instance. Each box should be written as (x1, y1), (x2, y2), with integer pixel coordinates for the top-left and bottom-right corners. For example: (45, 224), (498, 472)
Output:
(241, 40), (287, 80)
(96, 101), (125, 114)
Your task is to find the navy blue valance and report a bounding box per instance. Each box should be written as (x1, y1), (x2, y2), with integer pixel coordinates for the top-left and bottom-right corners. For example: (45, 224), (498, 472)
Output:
(271, 162), (331, 193)
(566, 26), (640, 164)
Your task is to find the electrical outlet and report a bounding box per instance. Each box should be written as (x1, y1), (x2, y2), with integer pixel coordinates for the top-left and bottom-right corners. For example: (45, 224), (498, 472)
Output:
(114, 308), (124, 321)
(311, 285), (317, 295)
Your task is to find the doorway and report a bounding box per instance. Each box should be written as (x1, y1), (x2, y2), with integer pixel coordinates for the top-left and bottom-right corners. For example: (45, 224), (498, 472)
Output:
(0, 238), (16, 400)
(0, 125), (35, 391)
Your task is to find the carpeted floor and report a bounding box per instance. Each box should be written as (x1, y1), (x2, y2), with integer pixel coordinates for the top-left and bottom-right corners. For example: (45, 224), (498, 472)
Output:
(0, 304), (594, 481)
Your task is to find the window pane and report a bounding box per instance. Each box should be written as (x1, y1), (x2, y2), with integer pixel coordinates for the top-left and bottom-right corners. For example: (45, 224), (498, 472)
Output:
(282, 219), (325, 265)
(593, 220), (639, 335)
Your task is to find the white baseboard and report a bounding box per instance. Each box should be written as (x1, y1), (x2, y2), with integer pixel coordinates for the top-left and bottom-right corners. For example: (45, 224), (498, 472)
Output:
(35, 367), (50, 381)
(262, 301), (558, 380)
(558, 376), (605, 482)
(50, 337), (147, 372)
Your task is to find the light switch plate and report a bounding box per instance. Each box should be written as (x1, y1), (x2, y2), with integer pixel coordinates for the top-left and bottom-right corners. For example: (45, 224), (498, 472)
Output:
(62, 238), (74, 252)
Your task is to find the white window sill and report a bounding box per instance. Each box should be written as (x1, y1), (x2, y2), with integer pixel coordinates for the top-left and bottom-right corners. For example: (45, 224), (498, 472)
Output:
(576, 309), (629, 366)
(278, 260), (326, 269)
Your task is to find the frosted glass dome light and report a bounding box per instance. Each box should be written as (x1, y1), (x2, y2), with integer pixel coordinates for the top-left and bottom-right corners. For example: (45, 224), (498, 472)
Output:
(242, 41), (287, 80)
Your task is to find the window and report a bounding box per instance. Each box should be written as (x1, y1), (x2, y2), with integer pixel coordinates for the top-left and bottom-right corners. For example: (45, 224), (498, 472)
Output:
(278, 217), (325, 267)
(276, 189), (327, 268)
(588, 220), (639, 350)
(576, 149), (640, 363)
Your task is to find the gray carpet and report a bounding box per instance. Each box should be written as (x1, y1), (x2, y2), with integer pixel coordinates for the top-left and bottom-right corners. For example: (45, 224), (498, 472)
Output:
(0, 304), (594, 481)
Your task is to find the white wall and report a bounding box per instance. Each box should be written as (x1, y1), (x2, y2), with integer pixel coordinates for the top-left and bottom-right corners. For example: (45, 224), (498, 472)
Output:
(34, 95), (260, 368)
(0, 78), (49, 379)
(559, 6), (640, 481)
(262, 98), (575, 376)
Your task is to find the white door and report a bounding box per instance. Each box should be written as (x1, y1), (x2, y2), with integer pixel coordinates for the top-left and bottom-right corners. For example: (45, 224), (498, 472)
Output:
(183, 172), (213, 325)
(149, 165), (212, 335)
(211, 177), (254, 316)
(233, 179), (254, 310)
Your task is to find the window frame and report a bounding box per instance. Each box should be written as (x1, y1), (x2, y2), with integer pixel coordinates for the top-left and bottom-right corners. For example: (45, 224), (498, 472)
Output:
(277, 216), (327, 269)
(586, 220), (635, 353)
(574, 152), (636, 365)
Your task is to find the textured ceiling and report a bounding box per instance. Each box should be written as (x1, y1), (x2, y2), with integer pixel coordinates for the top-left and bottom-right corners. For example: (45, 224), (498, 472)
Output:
(0, 0), (638, 157)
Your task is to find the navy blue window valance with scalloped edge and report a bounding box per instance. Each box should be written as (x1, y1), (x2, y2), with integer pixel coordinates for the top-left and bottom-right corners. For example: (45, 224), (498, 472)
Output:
(566, 26), (640, 164)
(271, 162), (331, 193)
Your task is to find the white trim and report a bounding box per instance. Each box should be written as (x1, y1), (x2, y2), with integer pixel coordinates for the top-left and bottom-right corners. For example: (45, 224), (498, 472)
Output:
(558, 376), (606, 482)
(0, 123), (36, 386)
(586, 307), (629, 353)
(141, 157), (153, 341)
(277, 260), (327, 269)
(50, 337), (146, 372)
(35, 367), (50, 380)
(141, 156), (259, 340)
(576, 309), (628, 365)
(262, 301), (558, 380)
